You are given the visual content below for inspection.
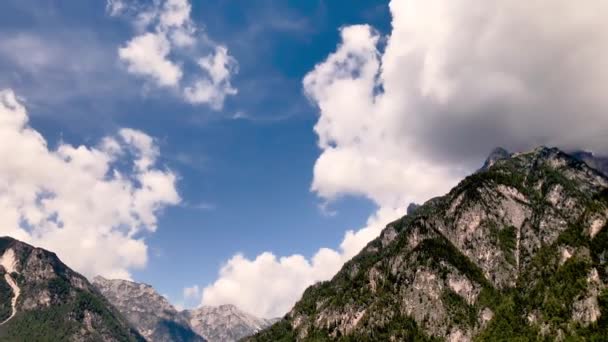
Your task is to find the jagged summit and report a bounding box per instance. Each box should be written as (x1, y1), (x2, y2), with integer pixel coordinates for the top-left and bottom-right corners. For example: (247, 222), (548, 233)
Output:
(251, 146), (608, 341)
(479, 146), (512, 172)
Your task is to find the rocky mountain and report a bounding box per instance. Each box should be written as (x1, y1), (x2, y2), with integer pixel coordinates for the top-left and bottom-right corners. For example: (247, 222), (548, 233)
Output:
(93, 277), (275, 342)
(186, 304), (277, 342)
(93, 276), (205, 342)
(0, 237), (144, 341)
(251, 147), (608, 341)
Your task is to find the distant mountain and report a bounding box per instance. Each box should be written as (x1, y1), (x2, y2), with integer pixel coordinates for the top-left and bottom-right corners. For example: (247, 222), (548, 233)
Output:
(251, 147), (608, 341)
(93, 277), (275, 342)
(0, 237), (144, 341)
(93, 277), (205, 342)
(572, 150), (608, 176)
(185, 304), (277, 342)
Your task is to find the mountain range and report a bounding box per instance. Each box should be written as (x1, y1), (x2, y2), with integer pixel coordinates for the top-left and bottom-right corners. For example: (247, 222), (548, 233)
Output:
(1, 146), (608, 341)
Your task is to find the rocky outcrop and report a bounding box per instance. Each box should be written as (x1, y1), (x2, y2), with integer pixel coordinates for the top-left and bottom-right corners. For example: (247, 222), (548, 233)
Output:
(251, 147), (608, 341)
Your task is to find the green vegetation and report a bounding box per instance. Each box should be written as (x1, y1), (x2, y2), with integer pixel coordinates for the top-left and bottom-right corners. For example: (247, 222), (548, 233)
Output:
(474, 291), (539, 341)
(0, 288), (144, 341)
(341, 314), (439, 342)
(498, 226), (517, 265)
(442, 290), (477, 327)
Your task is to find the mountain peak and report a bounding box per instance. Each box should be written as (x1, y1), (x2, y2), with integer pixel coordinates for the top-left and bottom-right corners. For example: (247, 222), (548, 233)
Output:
(479, 147), (512, 171)
(251, 146), (608, 341)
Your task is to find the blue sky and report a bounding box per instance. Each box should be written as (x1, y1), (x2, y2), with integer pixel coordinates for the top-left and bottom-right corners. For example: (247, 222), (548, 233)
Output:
(0, 0), (390, 307)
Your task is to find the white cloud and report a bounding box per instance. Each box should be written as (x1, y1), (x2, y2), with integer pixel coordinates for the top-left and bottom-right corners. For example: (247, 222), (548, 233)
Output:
(201, 207), (401, 318)
(304, 24), (464, 208)
(0, 89), (180, 279)
(119, 32), (182, 87)
(106, 0), (127, 17)
(159, 0), (191, 29)
(110, 0), (238, 109)
(183, 285), (201, 300)
(183, 46), (238, 110)
(0, 31), (134, 107)
(201, 0), (608, 319)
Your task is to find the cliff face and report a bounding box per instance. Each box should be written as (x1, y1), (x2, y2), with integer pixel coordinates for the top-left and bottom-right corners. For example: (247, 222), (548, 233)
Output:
(251, 147), (608, 341)
(0, 237), (144, 341)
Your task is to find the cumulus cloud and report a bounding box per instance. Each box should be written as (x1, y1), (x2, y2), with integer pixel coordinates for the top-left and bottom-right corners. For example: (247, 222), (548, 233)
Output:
(307, 0), (608, 208)
(201, 207), (401, 318)
(109, 0), (238, 108)
(201, 0), (608, 318)
(0, 89), (180, 279)
(304, 25), (463, 208)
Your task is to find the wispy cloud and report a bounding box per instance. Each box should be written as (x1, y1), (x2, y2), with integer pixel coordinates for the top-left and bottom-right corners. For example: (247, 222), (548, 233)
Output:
(181, 201), (216, 211)
(0, 30), (136, 110)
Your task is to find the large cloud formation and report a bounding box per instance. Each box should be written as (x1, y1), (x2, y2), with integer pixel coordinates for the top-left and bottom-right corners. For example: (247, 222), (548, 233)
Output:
(0, 89), (179, 279)
(109, 0), (238, 109)
(202, 0), (608, 318)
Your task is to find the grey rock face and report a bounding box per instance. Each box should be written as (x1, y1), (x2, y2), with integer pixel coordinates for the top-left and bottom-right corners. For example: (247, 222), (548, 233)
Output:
(92, 277), (205, 342)
(186, 304), (277, 342)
